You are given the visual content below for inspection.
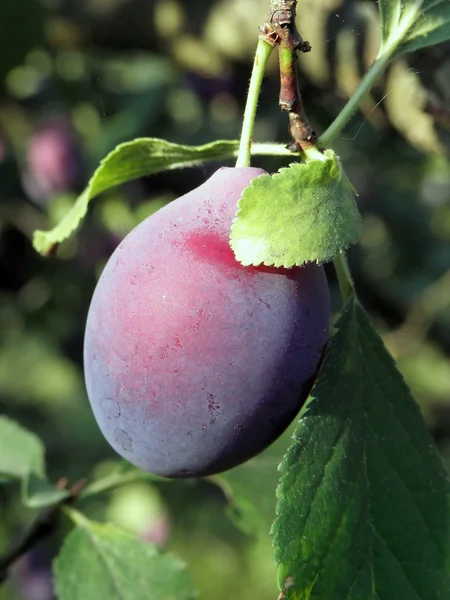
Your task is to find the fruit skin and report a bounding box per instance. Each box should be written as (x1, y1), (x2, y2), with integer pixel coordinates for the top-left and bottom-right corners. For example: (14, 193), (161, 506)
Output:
(84, 167), (330, 478)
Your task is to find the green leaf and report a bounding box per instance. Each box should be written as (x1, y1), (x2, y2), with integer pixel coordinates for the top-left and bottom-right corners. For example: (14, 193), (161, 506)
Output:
(33, 138), (240, 256)
(230, 150), (360, 267)
(398, 1), (450, 55)
(379, 0), (450, 56)
(0, 416), (45, 480)
(22, 472), (71, 508)
(212, 422), (297, 536)
(54, 512), (196, 600)
(378, 0), (403, 49)
(272, 298), (450, 600)
(0, 417), (69, 508)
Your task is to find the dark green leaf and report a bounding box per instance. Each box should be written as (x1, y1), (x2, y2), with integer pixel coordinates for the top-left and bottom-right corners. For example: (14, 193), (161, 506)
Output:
(0, 416), (45, 480)
(212, 423), (297, 536)
(33, 138), (240, 256)
(272, 298), (450, 600)
(230, 150), (361, 267)
(54, 511), (196, 600)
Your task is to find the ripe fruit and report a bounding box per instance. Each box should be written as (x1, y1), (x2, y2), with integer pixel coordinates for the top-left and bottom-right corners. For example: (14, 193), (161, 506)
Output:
(84, 167), (330, 478)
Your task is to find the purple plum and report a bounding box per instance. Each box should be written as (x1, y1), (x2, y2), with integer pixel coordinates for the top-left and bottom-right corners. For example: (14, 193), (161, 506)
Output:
(84, 167), (330, 477)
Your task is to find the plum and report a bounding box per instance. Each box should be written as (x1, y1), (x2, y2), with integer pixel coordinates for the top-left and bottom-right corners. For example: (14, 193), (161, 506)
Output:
(84, 167), (330, 478)
(23, 116), (82, 205)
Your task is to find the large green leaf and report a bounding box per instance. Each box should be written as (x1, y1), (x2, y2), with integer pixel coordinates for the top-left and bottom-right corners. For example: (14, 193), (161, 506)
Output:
(33, 138), (240, 256)
(54, 511), (196, 600)
(0, 416), (45, 480)
(230, 150), (360, 267)
(272, 298), (450, 600)
(379, 0), (450, 56)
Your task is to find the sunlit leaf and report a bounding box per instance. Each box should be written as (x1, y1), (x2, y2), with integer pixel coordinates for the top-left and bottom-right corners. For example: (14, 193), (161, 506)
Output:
(230, 150), (360, 267)
(33, 138), (240, 256)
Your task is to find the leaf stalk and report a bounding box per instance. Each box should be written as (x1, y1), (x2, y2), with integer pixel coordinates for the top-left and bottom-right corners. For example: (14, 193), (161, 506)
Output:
(0, 478), (86, 584)
(319, 3), (423, 147)
(333, 252), (355, 302)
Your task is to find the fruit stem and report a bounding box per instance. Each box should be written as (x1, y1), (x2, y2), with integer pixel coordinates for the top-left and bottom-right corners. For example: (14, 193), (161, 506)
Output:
(236, 39), (274, 168)
(333, 252), (355, 302)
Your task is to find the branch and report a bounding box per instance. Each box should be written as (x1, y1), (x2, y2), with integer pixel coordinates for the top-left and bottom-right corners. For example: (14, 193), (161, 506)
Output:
(260, 0), (316, 151)
(0, 478), (87, 584)
(0, 505), (60, 583)
(262, 1), (356, 302)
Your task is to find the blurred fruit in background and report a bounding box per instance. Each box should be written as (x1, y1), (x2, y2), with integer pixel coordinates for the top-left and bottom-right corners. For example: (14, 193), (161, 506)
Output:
(22, 116), (83, 206)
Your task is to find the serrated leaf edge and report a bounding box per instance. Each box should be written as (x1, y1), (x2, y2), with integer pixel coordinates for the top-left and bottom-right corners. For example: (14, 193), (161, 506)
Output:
(271, 299), (450, 599)
(230, 150), (360, 268)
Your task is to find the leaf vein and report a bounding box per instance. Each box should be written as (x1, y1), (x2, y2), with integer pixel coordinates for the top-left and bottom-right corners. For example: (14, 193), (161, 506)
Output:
(309, 460), (367, 598)
(84, 528), (127, 600)
(372, 529), (423, 600)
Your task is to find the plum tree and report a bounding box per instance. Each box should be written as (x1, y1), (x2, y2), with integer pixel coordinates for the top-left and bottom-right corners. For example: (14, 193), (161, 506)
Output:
(84, 167), (330, 478)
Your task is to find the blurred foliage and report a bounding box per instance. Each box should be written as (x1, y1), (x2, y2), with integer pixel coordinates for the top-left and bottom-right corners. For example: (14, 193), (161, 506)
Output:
(0, 1), (449, 599)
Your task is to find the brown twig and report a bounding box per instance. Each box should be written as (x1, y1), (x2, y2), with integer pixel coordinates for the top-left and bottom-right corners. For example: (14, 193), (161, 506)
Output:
(0, 478), (87, 585)
(260, 0), (316, 151)
(0, 505), (60, 584)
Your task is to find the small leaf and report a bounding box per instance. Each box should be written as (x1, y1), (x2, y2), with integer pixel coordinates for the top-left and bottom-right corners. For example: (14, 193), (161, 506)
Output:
(272, 298), (450, 600)
(33, 138), (240, 256)
(379, 0), (450, 56)
(22, 472), (71, 508)
(230, 150), (360, 267)
(0, 416), (45, 480)
(212, 422), (297, 536)
(54, 513), (196, 600)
